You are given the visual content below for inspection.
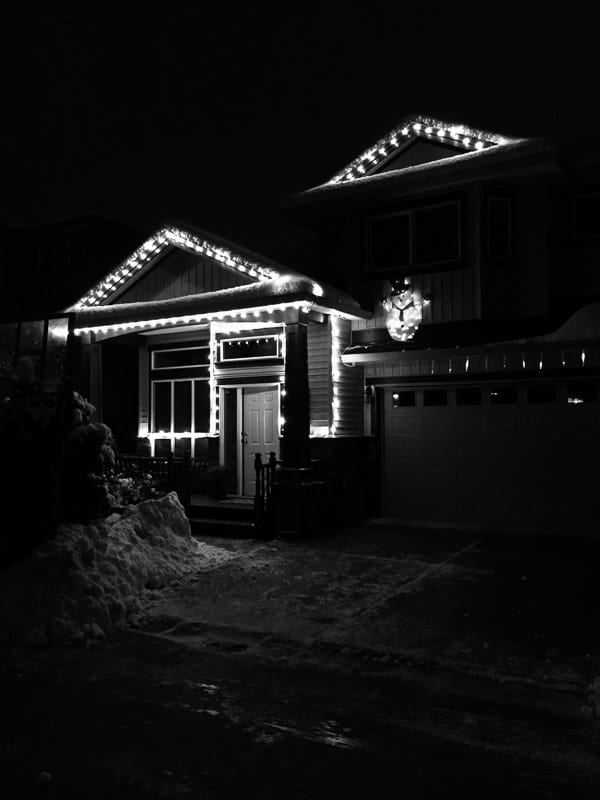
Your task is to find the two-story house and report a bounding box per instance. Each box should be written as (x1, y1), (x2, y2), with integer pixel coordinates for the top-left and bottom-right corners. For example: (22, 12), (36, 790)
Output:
(4, 114), (599, 535)
(284, 114), (600, 535)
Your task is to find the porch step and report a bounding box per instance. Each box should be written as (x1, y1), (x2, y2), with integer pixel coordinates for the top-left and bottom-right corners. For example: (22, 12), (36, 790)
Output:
(188, 503), (254, 522)
(189, 516), (262, 538)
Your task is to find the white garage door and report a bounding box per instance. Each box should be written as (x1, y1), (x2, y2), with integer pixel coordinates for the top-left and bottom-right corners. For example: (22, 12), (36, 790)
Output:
(382, 381), (600, 533)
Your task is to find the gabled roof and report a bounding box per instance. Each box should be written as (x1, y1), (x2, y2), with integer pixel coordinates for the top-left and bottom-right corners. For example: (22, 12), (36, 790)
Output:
(69, 222), (369, 332)
(328, 114), (521, 186)
(70, 223), (300, 310)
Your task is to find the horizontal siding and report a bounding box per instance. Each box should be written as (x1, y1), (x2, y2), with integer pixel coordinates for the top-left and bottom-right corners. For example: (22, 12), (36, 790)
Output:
(308, 320), (331, 429)
(331, 318), (363, 436)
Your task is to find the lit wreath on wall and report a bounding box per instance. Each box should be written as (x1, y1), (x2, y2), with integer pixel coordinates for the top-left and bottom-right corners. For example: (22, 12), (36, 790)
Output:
(381, 279), (430, 342)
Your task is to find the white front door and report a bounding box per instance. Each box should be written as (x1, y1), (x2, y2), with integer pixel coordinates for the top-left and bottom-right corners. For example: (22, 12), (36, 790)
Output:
(242, 386), (279, 496)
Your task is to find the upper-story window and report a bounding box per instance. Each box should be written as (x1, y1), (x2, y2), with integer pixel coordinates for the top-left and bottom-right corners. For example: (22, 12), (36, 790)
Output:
(572, 191), (600, 242)
(365, 199), (461, 274)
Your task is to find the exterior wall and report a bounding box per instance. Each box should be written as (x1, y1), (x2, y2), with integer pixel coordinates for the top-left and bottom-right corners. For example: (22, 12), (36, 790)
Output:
(307, 318), (331, 432)
(117, 247), (254, 303)
(331, 317), (363, 436)
(307, 317), (364, 436)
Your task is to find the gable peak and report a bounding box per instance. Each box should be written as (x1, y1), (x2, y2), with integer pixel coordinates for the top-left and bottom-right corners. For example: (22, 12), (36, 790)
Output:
(329, 114), (518, 185)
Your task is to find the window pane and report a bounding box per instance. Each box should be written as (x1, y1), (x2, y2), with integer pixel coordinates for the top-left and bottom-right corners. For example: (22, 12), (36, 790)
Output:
(423, 390), (447, 406)
(221, 336), (280, 361)
(392, 391), (415, 407)
(567, 383), (596, 404)
(490, 387), (518, 405)
(456, 388), (481, 405)
(19, 319), (45, 351)
(528, 386), (556, 404)
(153, 382), (171, 432)
(174, 381), (192, 432)
(174, 437), (192, 458)
(153, 347), (209, 369)
(194, 380), (211, 432)
(369, 214), (410, 270)
(413, 203), (460, 264)
(155, 438), (172, 457)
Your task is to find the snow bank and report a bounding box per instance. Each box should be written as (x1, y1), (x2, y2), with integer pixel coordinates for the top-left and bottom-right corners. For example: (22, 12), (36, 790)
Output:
(0, 492), (200, 646)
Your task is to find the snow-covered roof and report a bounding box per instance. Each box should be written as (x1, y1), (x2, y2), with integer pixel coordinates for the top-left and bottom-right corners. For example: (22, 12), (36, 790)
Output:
(70, 223), (302, 310)
(73, 276), (368, 334)
(328, 114), (523, 186)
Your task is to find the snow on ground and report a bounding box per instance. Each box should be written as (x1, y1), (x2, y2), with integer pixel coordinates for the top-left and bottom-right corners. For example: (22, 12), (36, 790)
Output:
(0, 492), (219, 646)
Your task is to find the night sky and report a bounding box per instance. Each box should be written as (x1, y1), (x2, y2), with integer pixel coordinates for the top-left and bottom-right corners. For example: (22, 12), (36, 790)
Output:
(0, 6), (596, 269)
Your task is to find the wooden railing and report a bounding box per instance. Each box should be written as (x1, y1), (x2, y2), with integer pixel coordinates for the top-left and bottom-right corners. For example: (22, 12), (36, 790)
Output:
(254, 452), (278, 528)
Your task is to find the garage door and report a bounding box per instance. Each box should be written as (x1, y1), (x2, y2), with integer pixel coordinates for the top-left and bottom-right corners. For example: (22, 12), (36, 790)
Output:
(382, 381), (600, 533)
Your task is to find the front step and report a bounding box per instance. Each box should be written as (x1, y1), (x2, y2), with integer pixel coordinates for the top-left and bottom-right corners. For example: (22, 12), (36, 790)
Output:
(188, 504), (254, 523)
(189, 516), (265, 538)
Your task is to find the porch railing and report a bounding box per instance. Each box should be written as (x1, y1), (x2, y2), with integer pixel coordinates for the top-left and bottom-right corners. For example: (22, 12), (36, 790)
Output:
(114, 452), (211, 510)
(254, 452), (278, 528)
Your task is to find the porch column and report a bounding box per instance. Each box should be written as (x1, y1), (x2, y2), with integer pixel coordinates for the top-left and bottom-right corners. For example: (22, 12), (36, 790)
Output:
(281, 320), (310, 467)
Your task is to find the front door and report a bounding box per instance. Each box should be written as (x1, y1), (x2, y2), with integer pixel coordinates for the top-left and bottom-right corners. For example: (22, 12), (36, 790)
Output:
(242, 386), (279, 495)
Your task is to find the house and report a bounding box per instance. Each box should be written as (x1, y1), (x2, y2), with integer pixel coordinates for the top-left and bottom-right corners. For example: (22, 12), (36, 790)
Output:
(62, 224), (372, 526)
(284, 114), (600, 535)
(5, 115), (600, 536)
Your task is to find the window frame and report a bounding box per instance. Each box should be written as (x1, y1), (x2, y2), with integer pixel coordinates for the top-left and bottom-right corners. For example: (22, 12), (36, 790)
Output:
(364, 197), (463, 276)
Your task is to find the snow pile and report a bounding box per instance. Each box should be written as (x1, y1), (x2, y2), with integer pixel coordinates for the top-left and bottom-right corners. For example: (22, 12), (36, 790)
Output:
(0, 492), (200, 646)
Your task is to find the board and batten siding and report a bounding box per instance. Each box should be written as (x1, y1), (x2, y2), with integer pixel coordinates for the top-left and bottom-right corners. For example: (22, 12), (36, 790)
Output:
(331, 317), (364, 436)
(117, 247), (254, 304)
(307, 319), (331, 431)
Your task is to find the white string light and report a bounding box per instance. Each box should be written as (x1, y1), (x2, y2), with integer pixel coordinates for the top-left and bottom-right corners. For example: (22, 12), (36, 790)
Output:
(329, 115), (510, 185)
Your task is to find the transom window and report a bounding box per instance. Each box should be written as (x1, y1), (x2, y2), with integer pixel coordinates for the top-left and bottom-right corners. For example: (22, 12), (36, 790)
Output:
(151, 346), (209, 370)
(365, 200), (461, 273)
(219, 335), (281, 362)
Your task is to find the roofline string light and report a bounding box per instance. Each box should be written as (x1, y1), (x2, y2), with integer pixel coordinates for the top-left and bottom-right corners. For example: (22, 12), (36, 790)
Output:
(75, 225), (282, 308)
(329, 116), (510, 185)
(73, 301), (317, 336)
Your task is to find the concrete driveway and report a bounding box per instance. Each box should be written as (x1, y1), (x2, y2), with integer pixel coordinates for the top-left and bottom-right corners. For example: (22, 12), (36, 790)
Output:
(135, 520), (600, 719)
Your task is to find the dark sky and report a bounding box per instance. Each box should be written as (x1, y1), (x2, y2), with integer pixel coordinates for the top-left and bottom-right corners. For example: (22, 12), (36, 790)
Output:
(0, 5), (594, 266)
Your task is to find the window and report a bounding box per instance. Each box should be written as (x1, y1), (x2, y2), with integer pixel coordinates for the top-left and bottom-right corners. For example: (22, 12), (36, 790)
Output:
(219, 335), (281, 362)
(487, 196), (512, 260)
(392, 390), (415, 407)
(490, 387), (518, 405)
(423, 389), (447, 406)
(152, 379), (210, 434)
(528, 386), (556, 404)
(572, 192), (600, 241)
(366, 200), (461, 273)
(152, 346), (209, 370)
(567, 383), (596, 404)
(456, 388), (481, 405)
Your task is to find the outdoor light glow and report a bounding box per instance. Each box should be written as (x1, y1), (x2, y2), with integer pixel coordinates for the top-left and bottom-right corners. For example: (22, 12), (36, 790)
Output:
(383, 279), (427, 342)
(328, 115), (510, 185)
(74, 300), (317, 336)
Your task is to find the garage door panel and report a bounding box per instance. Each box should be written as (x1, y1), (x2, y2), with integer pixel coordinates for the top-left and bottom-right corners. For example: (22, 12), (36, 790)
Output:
(383, 384), (598, 533)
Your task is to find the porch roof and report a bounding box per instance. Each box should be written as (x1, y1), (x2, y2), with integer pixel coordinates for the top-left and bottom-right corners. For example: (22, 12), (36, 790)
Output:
(74, 275), (368, 333)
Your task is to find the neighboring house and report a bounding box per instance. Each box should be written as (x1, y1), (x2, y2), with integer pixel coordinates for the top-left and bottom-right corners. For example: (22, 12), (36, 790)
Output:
(284, 114), (600, 535)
